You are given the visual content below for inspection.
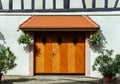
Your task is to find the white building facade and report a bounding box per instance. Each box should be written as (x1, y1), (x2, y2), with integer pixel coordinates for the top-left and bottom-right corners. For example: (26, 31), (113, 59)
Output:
(0, 0), (120, 78)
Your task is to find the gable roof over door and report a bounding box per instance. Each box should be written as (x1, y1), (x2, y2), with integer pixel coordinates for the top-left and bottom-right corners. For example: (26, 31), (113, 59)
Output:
(20, 15), (99, 31)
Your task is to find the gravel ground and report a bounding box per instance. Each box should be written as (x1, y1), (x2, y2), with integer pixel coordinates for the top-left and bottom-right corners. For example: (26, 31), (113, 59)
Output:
(0, 75), (101, 84)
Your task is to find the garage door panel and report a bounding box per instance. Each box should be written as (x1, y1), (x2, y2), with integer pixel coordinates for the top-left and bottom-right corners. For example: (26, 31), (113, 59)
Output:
(44, 41), (52, 73)
(35, 37), (45, 73)
(68, 42), (75, 73)
(52, 41), (60, 73)
(75, 36), (85, 73)
(35, 32), (85, 74)
(60, 42), (68, 73)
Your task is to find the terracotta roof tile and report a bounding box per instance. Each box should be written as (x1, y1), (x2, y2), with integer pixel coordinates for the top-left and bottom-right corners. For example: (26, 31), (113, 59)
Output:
(20, 16), (99, 31)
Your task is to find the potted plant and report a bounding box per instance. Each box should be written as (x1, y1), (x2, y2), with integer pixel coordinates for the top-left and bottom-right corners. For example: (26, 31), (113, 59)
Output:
(0, 47), (17, 81)
(88, 32), (101, 45)
(92, 49), (120, 83)
(17, 34), (32, 45)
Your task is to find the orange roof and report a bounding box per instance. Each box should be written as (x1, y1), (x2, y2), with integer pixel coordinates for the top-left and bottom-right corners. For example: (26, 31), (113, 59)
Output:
(20, 16), (99, 31)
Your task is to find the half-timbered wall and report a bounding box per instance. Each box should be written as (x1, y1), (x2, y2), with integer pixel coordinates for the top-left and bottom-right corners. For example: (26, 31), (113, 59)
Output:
(0, 0), (120, 12)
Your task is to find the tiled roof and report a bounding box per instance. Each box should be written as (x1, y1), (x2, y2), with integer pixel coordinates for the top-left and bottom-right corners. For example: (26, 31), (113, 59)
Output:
(20, 16), (99, 31)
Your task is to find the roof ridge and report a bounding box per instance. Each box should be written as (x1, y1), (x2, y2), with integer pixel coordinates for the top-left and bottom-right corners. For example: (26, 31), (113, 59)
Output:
(83, 16), (100, 28)
(19, 16), (34, 28)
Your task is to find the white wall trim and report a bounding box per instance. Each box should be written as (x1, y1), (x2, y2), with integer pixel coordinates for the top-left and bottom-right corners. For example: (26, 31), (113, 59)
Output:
(85, 33), (91, 76)
(0, 11), (120, 16)
(29, 32), (34, 76)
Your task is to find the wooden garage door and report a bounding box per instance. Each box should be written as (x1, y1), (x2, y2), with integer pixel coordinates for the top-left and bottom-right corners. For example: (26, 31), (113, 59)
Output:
(35, 32), (85, 74)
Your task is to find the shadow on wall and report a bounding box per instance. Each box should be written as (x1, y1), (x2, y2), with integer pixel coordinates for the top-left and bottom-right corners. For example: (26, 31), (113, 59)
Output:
(0, 32), (6, 49)
(0, 32), (5, 41)
(23, 44), (29, 53)
(90, 30), (107, 53)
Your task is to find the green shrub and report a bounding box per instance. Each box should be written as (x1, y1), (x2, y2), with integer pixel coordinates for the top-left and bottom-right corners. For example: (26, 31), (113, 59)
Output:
(88, 33), (101, 45)
(0, 47), (17, 73)
(18, 34), (32, 44)
(93, 49), (120, 78)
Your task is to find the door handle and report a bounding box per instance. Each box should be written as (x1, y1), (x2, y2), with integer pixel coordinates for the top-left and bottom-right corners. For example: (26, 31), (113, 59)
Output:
(52, 52), (56, 57)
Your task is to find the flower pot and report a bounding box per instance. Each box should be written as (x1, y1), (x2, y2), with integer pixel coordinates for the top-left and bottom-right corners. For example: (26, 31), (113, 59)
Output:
(103, 75), (112, 83)
(0, 73), (3, 81)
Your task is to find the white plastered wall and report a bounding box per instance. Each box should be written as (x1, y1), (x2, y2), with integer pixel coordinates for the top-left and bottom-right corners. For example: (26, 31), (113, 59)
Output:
(0, 16), (30, 75)
(0, 15), (120, 77)
(90, 16), (120, 78)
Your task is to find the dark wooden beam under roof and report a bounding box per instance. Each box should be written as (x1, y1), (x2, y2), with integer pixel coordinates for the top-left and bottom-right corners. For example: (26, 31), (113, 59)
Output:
(114, 0), (119, 8)
(82, 0), (86, 9)
(31, 0), (35, 10)
(92, 0), (96, 8)
(9, 0), (13, 10)
(43, 0), (46, 9)
(0, 0), (3, 9)
(0, 8), (120, 12)
(21, 0), (24, 9)
(104, 0), (108, 8)
(64, 0), (70, 9)
(53, 0), (56, 9)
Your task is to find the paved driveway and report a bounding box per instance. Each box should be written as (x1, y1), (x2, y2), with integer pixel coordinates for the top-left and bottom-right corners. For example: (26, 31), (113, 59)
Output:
(0, 75), (101, 84)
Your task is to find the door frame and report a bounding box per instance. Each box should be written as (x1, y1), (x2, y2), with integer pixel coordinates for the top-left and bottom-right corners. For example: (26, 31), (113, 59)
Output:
(29, 32), (91, 76)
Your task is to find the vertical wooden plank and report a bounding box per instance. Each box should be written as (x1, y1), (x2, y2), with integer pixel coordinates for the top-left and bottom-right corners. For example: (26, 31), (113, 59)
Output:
(53, 0), (56, 9)
(82, 0), (86, 9)
(75, 34), (85, 73)
(0, 0), (3, 9)
(52, 37), (60, 73)
(68, 38), (75, 73)
(64, 0), (70, 9)
(44, 36), (52, 73)
(114, 0), (119, 8)
(60, 37), (68, 73)
(92, 0), (96, 8)
(31, 0), (35, 10)
(9, 0), (13, 10)
(21, 0), (24, 9)
(35, 34), (45, 73)
(104, 0), (108, 8)
(43, 0), (46, 9)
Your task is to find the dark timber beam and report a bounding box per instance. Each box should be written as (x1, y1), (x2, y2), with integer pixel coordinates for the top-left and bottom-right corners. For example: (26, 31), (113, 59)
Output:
(114, 0), (119, 8)
(53, 0), (56, 9)
(43, 0), (46, 9)
(104, 0), (108, 8)
(9, 0), (13, 10)
(0, 0), (3, 9)
(31, 0), (35, 10)
(64, 0), (70, 9)
(82, 0), (86, 9)
(1, 8), (120, 12)
(92, 0), (96, 8)
(21, 0), (24, 9)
